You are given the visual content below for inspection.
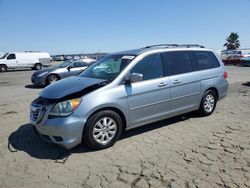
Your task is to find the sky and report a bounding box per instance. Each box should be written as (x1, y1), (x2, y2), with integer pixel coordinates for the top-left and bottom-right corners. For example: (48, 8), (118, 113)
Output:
(0, 0), (249, 55)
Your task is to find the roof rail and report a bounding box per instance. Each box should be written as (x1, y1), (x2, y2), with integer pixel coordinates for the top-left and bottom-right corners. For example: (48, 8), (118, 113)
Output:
(174, 44), (205, 48)
(144, 44), (205, 49)
(144, 44), (178, 48)
(24, 51), (41, 53)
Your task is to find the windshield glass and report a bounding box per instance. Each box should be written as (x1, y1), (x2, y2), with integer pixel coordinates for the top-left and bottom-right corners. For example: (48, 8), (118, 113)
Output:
(79, 54), (135, 82)
(56, 60), (72, 68)
(0, 53), (8, 59)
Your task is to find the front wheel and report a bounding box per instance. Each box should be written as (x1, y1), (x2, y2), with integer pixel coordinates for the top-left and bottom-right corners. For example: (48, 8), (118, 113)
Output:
(82, 110), (123, 149)
(0, 65), (7, 72)
(46, 74), (59, 85)
(198, 90), (217, 116)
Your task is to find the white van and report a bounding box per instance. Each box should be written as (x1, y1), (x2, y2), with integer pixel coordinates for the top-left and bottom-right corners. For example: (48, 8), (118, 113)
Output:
(0, 51), (52, 72)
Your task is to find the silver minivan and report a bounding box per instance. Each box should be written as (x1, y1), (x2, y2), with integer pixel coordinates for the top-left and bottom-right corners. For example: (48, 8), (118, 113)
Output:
(30, 44), (228, 149)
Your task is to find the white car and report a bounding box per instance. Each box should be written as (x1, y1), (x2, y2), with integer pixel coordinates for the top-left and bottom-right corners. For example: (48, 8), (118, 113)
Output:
(0, 51), (52, 72)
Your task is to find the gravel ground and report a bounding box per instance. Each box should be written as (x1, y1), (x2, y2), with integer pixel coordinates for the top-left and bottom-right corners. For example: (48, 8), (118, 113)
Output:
(0, 66), (250, 188)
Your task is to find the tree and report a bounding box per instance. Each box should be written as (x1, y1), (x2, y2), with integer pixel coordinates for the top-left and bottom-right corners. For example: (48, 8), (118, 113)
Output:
(224, 32), (240, 50)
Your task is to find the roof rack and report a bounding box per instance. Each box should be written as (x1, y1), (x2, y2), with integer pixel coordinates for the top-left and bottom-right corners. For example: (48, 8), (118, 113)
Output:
(144, 44), (205, 49)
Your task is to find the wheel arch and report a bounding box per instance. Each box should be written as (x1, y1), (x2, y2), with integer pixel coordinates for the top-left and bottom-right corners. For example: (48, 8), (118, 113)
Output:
(0, 64), (8, 68)
(34, 62), (42, 66)
(85, 107), (127, 131)
(46, 73), (61, 80)
(206, 87), (219, 100)
(45, 73), (61, 85)
(0, 64), (8, 72)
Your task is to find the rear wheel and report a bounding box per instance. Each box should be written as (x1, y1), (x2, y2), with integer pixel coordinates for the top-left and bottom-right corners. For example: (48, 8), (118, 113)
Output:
(198, 90), (217, 116)
(34, 63), (42, 70)
(82, 110), (123, 149)
(46, 74), (59, 85)
(0, 65), (7, 72)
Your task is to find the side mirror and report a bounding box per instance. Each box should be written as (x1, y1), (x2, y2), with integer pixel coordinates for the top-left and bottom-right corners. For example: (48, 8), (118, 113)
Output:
(128, 73), (143, 83)
(67, 66), (71, 71)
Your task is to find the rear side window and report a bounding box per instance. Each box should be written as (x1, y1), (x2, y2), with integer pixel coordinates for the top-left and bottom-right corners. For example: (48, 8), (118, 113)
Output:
(131, 53), (164, 81)
(7, 53), (16, 60)
(162, 51), (198, 76)
(194, 51), (220, 70)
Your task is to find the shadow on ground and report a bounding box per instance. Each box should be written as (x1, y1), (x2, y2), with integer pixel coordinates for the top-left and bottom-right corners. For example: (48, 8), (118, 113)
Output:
(25, 84), (44, 89)
(8, 113), (200, 161)
(4, 69), (34, 73)
(242, 82), (250, 87)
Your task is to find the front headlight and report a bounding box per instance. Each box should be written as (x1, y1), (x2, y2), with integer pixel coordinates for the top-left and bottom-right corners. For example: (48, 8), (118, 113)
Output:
(38, 71), (48, 77)
(49, 98), (82, 117)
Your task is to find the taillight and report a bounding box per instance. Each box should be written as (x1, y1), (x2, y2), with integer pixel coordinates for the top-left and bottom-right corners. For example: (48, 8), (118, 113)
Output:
(223, 71), (228, 79)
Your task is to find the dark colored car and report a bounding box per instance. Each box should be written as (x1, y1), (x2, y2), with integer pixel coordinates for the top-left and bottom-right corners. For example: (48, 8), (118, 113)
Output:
(31, 59), (95, 86)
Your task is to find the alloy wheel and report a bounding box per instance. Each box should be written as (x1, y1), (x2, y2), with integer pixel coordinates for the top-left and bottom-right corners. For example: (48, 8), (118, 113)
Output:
(92, 117), (117, 145)
(203, 94), (215, 113)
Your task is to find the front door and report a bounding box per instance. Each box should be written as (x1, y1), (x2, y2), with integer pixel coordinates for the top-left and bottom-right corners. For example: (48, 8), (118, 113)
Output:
(5, 53), (17, 68)
(67, 61), (87, 76)
(126, 53), (171, 127)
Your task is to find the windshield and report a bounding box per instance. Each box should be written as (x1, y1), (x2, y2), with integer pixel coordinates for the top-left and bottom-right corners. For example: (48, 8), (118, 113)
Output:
(0, 53), (8, 59)
(79, 54), (135, 82)
(56, 60), (72, 68)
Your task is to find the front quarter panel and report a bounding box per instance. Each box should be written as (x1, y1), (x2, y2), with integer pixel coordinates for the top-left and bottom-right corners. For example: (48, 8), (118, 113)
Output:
(73, 84), (130, 129)
(52, 68), (68, 79)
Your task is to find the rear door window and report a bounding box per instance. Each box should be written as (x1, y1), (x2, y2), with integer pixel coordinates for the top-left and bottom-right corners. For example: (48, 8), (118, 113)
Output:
(161, 51), (198, 76)
(194, 51), (220, 70)
(7, 53), (16, 60)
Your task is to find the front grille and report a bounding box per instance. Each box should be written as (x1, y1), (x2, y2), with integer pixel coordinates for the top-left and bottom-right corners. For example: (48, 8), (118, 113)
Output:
(30, 103), (47, 124)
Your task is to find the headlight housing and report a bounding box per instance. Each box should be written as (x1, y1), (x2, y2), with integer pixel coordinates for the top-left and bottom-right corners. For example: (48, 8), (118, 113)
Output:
(38, 71), (48, 77)
(49, 98), (82, 117)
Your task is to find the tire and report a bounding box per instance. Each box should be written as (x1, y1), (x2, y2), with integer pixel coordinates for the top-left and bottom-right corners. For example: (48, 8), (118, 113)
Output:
(82, 110), (123, 149)
(46, 74), (59, 85)
(198, 90), (217, 116)
(34, 63), (42, 70)
(0, 65), (7, 72)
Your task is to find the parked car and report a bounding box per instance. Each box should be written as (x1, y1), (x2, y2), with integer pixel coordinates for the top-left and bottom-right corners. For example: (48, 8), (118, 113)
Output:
(30, 44), (228, 149)
(221, 49), (250, 65)
(240, 57), (250, 66)
(52, 55), (64, 61)
(81, 56), (96, 63)
(31, 59), (94, 86)
(0, 51), (52, 72)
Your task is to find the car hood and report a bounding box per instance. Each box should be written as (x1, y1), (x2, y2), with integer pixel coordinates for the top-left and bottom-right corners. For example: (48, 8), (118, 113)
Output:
(33, 67), (57, 76)
(39, 76), (106, 100)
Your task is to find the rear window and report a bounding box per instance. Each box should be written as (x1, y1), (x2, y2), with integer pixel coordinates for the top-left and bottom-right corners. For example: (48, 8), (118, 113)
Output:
(162, 51), (198, 76)
(194, 51), (220, 70)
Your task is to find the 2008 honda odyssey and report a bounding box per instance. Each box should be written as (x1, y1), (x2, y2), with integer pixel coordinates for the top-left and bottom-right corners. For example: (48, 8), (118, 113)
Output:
(30, 44), (228, 149)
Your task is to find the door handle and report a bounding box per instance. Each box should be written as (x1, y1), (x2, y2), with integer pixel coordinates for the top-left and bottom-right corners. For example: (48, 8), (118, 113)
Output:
(173, 80), (181, 84)
(158, 82), (168, 87)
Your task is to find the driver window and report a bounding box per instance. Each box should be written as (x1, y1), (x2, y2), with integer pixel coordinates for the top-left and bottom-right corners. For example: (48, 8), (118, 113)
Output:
(7, 54), (16, 60)
(72, 62), (82, 68)
(130, 53), (164, 81)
